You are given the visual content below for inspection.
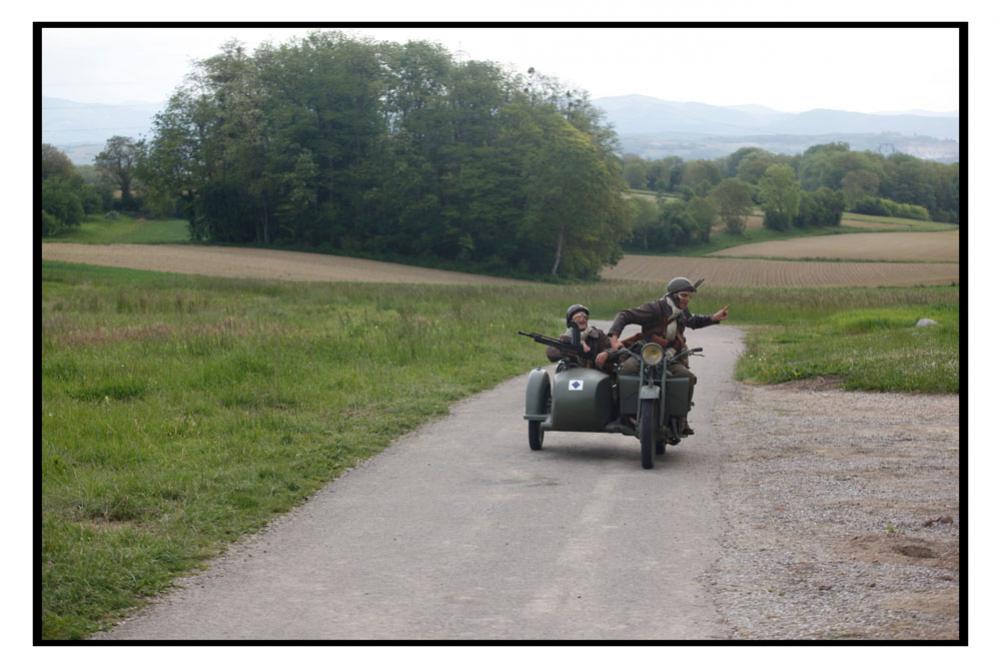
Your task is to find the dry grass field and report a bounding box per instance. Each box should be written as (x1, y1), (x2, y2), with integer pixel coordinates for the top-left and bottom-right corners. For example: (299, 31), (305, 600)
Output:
(41, 243), (528, 286)
(603, 255), (959, 287)
(708, 231), (959, 262)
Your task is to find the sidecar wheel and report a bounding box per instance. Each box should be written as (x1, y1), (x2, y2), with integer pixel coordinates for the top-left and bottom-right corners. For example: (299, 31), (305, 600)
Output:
(639, 398), (658, 469)
(528, 421), (544, 450)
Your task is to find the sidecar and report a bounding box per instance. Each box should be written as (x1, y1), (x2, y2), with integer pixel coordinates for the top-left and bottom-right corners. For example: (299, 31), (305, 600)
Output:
(523, 345), (695, 468)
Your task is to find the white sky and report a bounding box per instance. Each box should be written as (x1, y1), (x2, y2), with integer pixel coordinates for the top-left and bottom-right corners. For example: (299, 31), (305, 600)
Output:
(42, 25), (959, 114)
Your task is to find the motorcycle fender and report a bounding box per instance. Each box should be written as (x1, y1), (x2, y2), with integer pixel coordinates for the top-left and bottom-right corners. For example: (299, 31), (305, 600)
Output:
(664, 377), (690, 416)
(524, 368), (551, 421)
(639, 385), (660, 400)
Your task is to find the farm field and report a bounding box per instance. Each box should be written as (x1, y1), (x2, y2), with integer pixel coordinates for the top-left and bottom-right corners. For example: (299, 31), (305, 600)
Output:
(603, 255), (959, 287)
(708, 231), (960, 262)
(41, 243), (528, 286)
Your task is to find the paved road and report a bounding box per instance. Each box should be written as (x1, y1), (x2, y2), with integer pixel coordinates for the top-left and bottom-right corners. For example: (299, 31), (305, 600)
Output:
(97, 324), (743, 640)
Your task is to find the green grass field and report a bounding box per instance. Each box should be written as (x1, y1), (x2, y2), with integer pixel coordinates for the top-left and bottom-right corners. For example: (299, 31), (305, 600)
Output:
(40, 262), (960, 639)
(45, 215), (190, 244)
(841, 212), (958, 232)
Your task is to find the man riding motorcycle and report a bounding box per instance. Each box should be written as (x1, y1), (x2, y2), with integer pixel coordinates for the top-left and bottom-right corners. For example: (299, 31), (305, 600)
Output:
(604, 277), (729, 435)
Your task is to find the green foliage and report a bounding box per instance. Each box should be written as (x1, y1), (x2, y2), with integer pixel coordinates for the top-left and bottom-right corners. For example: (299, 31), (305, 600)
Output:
(138, 33), (627, 280)
(760, 164), (801, 231)
(95, 135), (143, 211)
(42, 177), (86, 230)
(852, 195), (930, 221)
(794, 187), (844, 227)
(711, 178), (755, 234)
(624, 143), (959, 225)
(40, 144), (109, 236)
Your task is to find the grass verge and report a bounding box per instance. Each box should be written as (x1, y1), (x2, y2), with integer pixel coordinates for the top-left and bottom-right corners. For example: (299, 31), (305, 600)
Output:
(44, 215), (190, 244)
(40, 263), (960, 638)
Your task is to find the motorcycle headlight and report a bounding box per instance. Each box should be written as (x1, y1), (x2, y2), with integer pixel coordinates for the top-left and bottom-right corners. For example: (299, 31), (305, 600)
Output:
(641, 342), (664, 366)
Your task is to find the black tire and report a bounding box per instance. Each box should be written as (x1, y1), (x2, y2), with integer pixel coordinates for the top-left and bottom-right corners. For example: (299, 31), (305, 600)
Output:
(655, 440), (666, 456)
(639, 398), (658, 469)
(528, 421), (544, 450)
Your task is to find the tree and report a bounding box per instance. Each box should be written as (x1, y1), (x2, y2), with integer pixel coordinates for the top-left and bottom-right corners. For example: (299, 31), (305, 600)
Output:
(41, 144), (75, 181)
(681, 160), (722, 196)
(711, 178), (754, 235)
(841, 169), (880, 209)
(95, 135), (143, 209)
(687, 196), (717, 243)
(759, 164), (800, 231)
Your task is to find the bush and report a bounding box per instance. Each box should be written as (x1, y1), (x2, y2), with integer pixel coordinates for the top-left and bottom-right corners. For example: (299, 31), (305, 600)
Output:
(853, 196), (929, 221)
(41, 210), (63, 237)
(42, 178), (85, 230)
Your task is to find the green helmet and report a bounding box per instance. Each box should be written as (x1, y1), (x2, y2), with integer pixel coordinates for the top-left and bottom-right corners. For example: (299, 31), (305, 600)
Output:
(665, 277), (704, 297)
(566, 304), (590, 327)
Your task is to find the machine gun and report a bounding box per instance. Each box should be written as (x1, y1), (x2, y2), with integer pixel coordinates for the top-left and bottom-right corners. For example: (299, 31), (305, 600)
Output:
(518, 330), (587, 360)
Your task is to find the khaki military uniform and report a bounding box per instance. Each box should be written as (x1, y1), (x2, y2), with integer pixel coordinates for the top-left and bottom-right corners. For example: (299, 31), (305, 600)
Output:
(608, 295), (718, 407)
(545, 325), (612, 370)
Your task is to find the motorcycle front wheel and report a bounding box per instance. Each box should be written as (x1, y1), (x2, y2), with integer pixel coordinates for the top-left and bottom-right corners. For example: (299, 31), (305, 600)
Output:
(639, 398), (658, 469)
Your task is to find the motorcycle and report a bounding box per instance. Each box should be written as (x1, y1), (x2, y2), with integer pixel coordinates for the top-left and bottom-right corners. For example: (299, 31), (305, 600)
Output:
(520, 330), (703, 469)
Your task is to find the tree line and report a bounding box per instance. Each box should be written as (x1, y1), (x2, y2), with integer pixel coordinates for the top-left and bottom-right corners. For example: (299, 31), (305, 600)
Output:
(130, 32), (628, 280)
(624, 142), (960, 226)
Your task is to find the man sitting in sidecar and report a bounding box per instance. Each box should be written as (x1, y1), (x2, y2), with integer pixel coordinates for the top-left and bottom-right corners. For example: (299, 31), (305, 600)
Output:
(544, 304), (613, 371)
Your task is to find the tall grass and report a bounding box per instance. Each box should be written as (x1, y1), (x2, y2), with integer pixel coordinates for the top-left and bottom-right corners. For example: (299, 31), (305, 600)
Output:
(40, 262), (960, 638)
(44, 215), (190, 244)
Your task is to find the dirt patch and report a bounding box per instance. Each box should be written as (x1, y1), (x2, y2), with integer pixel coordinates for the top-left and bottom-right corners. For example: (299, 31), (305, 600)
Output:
(604, 255), (959, 288)
(42, 244), (529, 286)
(708, 231), (959, 262)
(704, 383), (960, 640)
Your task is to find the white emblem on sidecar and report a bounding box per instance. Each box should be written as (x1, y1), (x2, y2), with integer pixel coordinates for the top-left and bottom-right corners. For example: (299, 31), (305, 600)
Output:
(569, 380), (584, 391)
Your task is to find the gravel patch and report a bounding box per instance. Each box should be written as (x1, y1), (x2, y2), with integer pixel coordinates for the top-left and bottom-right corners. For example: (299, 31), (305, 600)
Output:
(703, 383), (960, 640)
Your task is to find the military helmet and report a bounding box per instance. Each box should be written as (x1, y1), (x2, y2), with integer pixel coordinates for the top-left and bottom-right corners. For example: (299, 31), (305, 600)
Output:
(665, 277), (704, 297)
(565, 304), (590, 327)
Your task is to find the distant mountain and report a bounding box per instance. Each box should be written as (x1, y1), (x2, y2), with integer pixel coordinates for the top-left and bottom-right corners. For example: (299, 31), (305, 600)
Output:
(42, 94), (959, 166)
(42, 96), (163, 158)
(593, 94), (959, 140)
(593, 95), (959, 162)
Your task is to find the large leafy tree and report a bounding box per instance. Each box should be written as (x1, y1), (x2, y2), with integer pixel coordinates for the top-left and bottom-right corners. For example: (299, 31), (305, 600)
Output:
(95, 135), (143, 209)
(711, 178), (755, 235)
(759, 164), (801, 231)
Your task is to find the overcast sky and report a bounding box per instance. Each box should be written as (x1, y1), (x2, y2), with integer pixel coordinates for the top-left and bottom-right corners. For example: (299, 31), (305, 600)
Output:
(41, 25), (960, 114)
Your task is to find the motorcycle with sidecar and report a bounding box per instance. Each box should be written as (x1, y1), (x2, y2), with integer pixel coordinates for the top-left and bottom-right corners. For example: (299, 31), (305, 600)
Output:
(520, 330), (703, 469)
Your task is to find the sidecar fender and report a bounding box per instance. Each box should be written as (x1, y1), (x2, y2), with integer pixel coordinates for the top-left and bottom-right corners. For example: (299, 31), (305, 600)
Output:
(524, 368), (551, 421)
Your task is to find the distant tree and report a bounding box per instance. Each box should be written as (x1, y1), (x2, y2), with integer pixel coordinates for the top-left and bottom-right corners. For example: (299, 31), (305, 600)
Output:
(759, 164), (800, 231)
(625, 196), (661, 251)
(41, 144), (76, 181)
(681, 159), (722, 196)
(42, 177), (85, 234)
(95, 135), (143, 209)
(623, 155), (648, 190)
(687, 196), (717, 243)
(710, 178), (755, 235)
(841, 169), (880, 209)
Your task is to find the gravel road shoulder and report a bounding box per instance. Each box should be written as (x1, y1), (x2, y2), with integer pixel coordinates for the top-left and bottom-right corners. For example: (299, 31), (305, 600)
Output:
(705, 380), (960, 640)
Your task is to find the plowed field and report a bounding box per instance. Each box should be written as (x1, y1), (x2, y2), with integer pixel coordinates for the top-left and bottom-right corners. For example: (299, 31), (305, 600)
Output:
(708, 231), (959, 262)
(603, 255), (959, 287)
(41, 244), (528, 286)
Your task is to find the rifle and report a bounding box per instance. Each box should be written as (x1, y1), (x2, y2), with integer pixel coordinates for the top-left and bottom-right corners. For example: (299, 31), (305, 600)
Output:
(518, 330), (587, 359)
